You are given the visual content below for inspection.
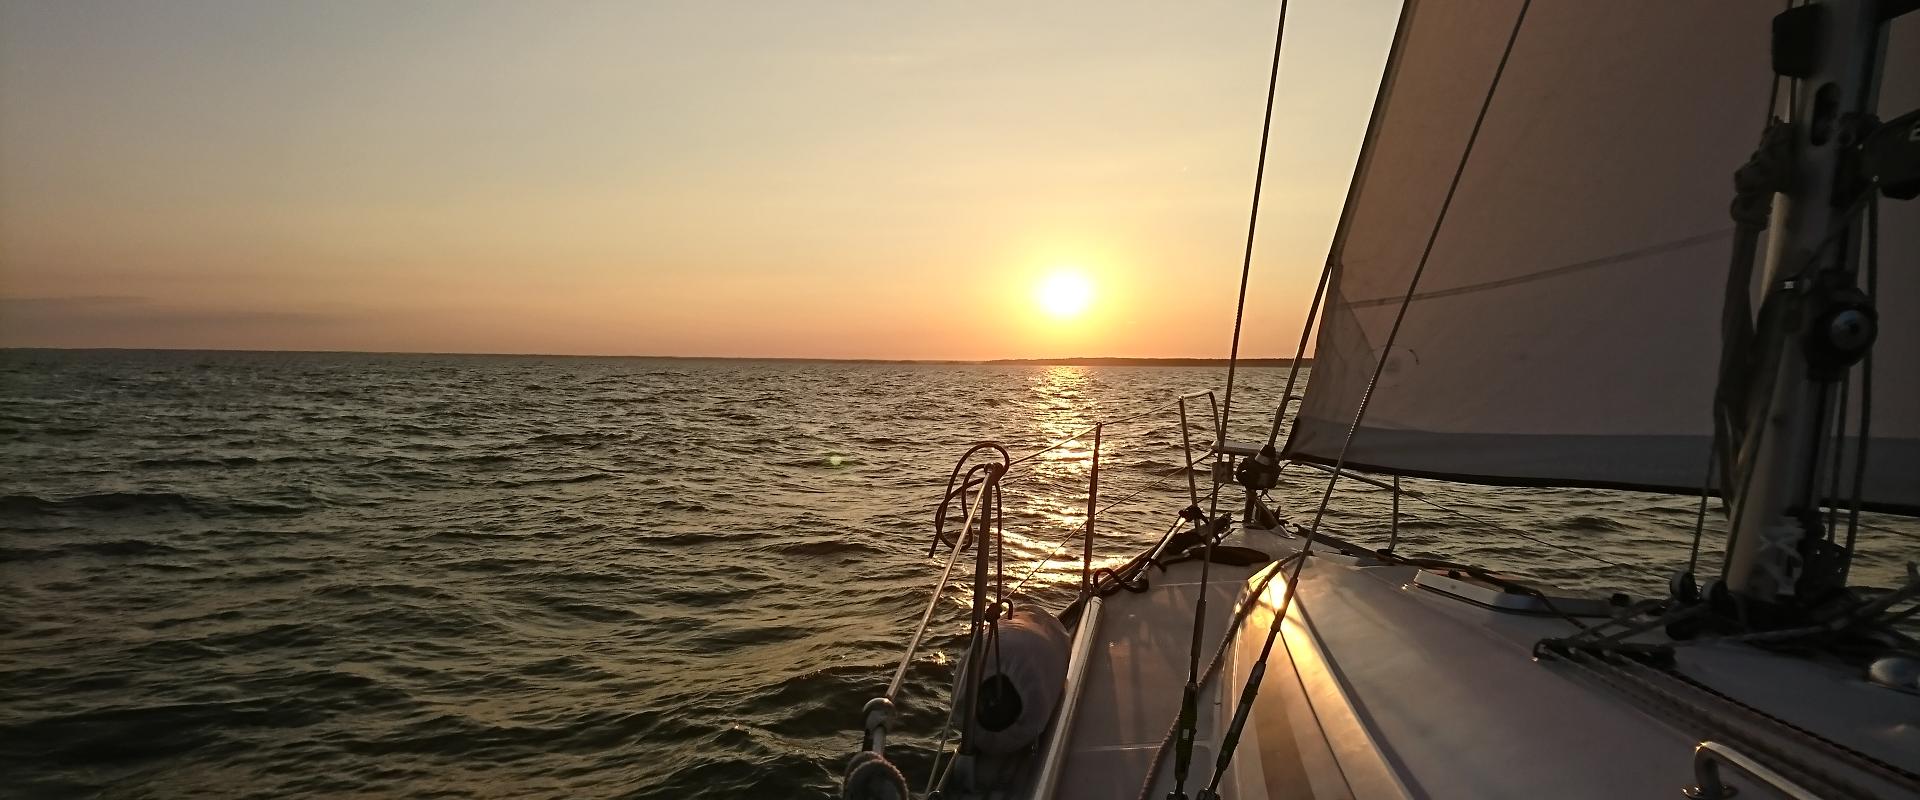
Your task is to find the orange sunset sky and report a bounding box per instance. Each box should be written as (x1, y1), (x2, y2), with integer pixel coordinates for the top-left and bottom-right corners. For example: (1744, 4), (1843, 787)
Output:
(0, 1), (1399, 359)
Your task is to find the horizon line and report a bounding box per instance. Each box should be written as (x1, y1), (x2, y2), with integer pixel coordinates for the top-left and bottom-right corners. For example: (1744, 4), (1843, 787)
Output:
(1, 346), (1314, 366)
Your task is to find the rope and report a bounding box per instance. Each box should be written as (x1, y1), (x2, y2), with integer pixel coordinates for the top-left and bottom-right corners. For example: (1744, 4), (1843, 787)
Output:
(1718, 181), (1876, 578)
(1532, 565), (1920, 795)
(1539, 563), (1920, 657)
(1713, 112), (1794, 566)
(909, 401), (1222, 789)
(1134, 553), (1301, 800)
(865, 446), (1004, 766)
(1198, 5), (1536, 794)
(1681, 565), (1920, 648)
(892, 473), (996, 700)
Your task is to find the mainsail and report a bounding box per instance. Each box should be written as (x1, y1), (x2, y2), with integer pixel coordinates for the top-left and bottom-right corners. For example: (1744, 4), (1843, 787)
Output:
(1285, 0), (1917, 514)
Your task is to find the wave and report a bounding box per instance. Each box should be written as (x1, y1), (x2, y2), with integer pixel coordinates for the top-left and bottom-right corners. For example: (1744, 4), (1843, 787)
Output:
(526, 431), (628, 445)
(492, 472), (615, 488)
(1540, 513), (1637, 533)
(759, 539), (882, 559)
(2, 492), (197, 515)
(1124, 458), (1205, 475)
(643, 531), (746, 546)
(0, 491), (310, 518)
(313, 582), (456, 602)
(134, 456), (260, 469)
(66, 539), (189, 557)
(9, 352), (1910, 800)
(452, 453), (516, 465)
(0, 546), (56, 562)
(650, 499), (713, 512)
(442, 556), (552, 572)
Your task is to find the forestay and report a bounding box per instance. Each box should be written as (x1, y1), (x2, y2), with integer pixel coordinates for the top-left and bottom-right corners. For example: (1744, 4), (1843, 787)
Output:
(1286, 0), (1918, 514)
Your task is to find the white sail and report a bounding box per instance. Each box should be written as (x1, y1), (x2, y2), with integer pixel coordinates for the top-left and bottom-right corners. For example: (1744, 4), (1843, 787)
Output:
(1867, 16), (1920, 515)
(1285, 1), (1918, 514)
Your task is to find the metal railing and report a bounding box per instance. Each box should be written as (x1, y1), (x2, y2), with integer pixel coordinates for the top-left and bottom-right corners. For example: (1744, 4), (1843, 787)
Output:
(1177, 390), (1224, 508)
(1011, 390), (1221, 598)
(848, 389), (1240, 799)
(1286, 459), (1410, 552)
(1032, 594), (1104, 800)
(863, 457), (1003, 758)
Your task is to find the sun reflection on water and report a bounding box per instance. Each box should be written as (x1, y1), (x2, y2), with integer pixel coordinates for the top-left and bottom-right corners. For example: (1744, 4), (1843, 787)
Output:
(974, 365), (1204, 600)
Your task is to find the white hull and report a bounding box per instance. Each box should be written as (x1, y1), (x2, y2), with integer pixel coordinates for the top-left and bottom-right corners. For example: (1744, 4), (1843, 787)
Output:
(951, 520), (1920, 799)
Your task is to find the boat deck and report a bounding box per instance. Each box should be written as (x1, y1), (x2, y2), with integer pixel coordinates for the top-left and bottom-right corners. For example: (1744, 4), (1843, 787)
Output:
(1018, 524), (1920, 800)
(1042, 527), (1278, 799)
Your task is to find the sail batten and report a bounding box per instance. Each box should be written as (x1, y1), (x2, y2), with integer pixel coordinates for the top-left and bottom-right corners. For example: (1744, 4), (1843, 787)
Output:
(1283, 0), (1920, 515)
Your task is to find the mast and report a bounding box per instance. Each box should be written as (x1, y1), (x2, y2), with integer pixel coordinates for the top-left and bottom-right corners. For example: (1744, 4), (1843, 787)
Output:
(1721, 0), (1894, 607)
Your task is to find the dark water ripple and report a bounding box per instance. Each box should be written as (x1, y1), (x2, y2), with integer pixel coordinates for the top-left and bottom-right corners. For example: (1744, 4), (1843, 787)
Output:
(2, 349), (1915, 798)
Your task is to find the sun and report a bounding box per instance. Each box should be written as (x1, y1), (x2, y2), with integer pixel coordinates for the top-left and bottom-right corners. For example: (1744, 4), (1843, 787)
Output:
(1035, 270), (1093, 319)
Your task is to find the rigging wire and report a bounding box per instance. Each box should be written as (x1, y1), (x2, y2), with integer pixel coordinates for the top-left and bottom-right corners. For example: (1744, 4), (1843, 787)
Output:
(1710, 182), (1871, 578)
(1687, 450), (1716, 576)
(922, 710), (957, 795)
(1262, 263), (1327, 451)
(1859, 520), (1920, 543)
(1001, 396), (1198, 473)
(1826, 370), (1851, 544)
(1702, 0), (1797, 579)
(1171, 0), (1293, 796)
(1200, 3), (1536, 794)
(1007, 450), (1216, 597)
(1211, 0), (1291, 455)
(1840, 191), (1878, 582)
(929, 393), (1211, 510)
(1260, 0), (1423, 455)
(1702, 159), (1881, 584)
(1133, 552), (1303, 800)
(927, 449), (1219, 792)
(1281, 463), (1663, 578)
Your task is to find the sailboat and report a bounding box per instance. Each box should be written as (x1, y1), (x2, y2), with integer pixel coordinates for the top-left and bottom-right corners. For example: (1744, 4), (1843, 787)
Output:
(844, 1), (1920, 798)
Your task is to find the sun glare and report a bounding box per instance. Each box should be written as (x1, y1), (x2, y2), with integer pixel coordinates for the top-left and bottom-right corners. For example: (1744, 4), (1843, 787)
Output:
(1036, 271), (1093, 319)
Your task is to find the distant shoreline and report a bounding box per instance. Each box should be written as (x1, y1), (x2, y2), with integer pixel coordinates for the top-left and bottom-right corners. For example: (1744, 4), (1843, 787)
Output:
(972, 357), (1308, 367)
(1, 347), (1310, 367)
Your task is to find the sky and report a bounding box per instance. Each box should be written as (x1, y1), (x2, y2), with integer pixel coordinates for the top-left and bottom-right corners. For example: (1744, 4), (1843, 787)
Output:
(0, 0), (1400, 359)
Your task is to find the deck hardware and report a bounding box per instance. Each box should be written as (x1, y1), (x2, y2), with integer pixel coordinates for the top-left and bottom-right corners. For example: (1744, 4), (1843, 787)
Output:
(1771, 5), (1823, 79)
(1685, 741), (1822, 800)
(1386, 474), (1402, 553)
(1082, 424), (1101, 598)
(1862, 107), (1920, 198)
